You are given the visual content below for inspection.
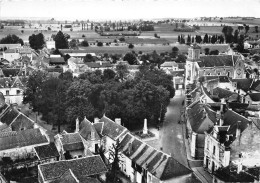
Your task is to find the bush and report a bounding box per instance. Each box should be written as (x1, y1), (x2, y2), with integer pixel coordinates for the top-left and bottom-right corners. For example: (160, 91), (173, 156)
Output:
(81, 40), (89, 47)
(128, 43), (134, 49)
(106, 42), (109, 46)
(119, 37), (125, 42)
(82, 34), (86, 37)
(48, 27), (51, 31)
(21, 30), (24, 33)
(97, 42), (103, 46)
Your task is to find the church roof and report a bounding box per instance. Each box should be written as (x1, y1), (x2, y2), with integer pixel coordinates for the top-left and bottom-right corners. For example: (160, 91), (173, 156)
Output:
(198, 55), (239, 68)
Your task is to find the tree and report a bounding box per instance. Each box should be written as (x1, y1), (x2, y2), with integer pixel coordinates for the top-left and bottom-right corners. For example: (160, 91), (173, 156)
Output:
(116, 63), (129, 81)
(222, 26), (233, 43)
(245, 25), (250, 34)
(29, 33), (45, 50)
(69, 39), (79, 49)
(97, 42), (103, 46)
(233, 30), (239, 43)
(203, 34), (209, 43)
(107, 139), (122, 183)
(53, 31), (69, 49)
(119, 37), (125, 42)
(195, 35), (202, 43)
(186, 35), (191, 44)
(128, 43), (134, 49)
(103, 69), (116, 81)
(255, 26), (258, 33)
(123, 52), (136, 65)
(0, 34), (24, 45)
(81, 40), (89, 47)
(171, 47), (179, 58)
(84, 54), (94, 62)
(209, 50), (219, 55)
(204, 48), (210, 55)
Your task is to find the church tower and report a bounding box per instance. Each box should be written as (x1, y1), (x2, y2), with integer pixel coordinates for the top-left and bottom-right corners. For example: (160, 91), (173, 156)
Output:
(185, 44), (201, 85)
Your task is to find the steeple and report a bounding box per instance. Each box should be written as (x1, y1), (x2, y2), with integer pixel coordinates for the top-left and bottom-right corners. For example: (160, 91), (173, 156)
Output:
(188, 43), (201, 61)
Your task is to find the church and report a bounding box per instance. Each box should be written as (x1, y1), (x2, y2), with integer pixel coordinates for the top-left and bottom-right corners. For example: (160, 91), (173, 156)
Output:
(185, 44), (245, 86)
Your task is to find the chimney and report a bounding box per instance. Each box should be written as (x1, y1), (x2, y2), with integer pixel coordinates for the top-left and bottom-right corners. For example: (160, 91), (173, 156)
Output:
(90, 127), (95, 141)
(143, 118), (148, 135)
(128, 142), (132, 154)
(240, 94), (244, 103)
(220, 104), (224, 113)
(75, 118), (79, 132)
(115, 118), (121, 125)
(202, 108), (207, 119)
(236, 121), (241, 146)
(219, 117), (224, 126)
(216, 110), (221, 121)
(99, 61), (102, 65)
(94, 117), (99, 123)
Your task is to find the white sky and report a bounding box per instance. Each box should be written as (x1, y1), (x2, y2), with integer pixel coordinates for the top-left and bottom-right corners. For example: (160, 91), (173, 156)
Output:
(0, 0), (260, 20)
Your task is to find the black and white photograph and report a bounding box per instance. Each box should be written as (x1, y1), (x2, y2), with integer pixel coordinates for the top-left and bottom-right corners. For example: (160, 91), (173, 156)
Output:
(0, 0), (259, 182)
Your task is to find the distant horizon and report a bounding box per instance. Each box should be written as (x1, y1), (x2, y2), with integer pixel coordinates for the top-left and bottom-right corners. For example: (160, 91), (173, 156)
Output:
(0, 0), (260, 21)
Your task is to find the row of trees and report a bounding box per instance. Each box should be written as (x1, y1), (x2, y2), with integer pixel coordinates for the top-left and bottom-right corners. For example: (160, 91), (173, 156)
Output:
(0, 34), (24, 45)
(23, 66), (175, 132)
(177, 34), (225, 44)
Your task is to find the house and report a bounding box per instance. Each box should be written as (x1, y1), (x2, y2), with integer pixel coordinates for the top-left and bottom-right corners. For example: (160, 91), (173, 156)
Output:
(3, 49), (20, 62)
(204, 108), (250, 173)
(34, 143), (60, 164)
(185, 44), (245, 86)
(94, 116), (128, 156)
(0, 76), (25, 105)
(49, 57), (66, 66)
(185, 100), (216, 159)
(245, 92), (260, 105)
(76, 117), (101, 154)
(38, 155), (107, 183)
(0, 44), (21, 50)
(119, 133), (192, 183)
(19, 48), (32, 61)
(54, 131), (87, 160)
(0, 128), (49, 162)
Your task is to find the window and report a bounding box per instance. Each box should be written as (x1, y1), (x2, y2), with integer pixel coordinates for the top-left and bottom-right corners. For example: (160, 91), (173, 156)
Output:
(16, 90), (20, 95)
(6, 90), (9, 96)
(213, 146), (216, 155)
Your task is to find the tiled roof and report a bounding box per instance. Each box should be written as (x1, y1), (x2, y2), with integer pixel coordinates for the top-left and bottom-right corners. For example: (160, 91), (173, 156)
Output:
(198, 55), (239, 67)
(99, 116), (128, 140)
(232, 78), (253, 92)
(0, 106), (19, 125)
(79, 118), (100, 141)
(170, 70), (184, 77)
(187, 101), (205, 132)
(213, 87), (236, 99)
(34, 143), (59, 160)
(60, 132), (84, 151)
(0, 77), (24, 88)
(0, 128), (48, 151)
(250, 80), (260, 92)
(19, 48), (32, 54)
(50, 57), (65, 64)
(85, 62), (112, 68)
(248, 93), (260, 102)
(4, 49), (17, 53)
(120, 133), (191, 180)
(52, 169), (78, 183)
(223, 109), (250, 145)
(39, 155), (107, 182)
(93, 122), (103, 135)
(199, 75), (230, 83)
(10, 113), (35, 131)
(160, 62), (177, 67)
(2, 68), (20, 77)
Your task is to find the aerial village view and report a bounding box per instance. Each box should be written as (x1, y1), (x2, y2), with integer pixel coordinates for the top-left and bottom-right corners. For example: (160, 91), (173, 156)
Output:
(0, 0), (260, 182)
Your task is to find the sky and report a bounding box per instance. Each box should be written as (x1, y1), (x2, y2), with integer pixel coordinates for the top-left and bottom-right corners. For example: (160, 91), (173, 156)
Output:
(0, 0), (260, 20)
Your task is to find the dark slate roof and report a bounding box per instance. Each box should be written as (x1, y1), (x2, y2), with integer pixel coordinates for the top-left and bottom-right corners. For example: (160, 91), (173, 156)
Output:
(10, 113), (35, 131)
(79, 118), (100, 141)
(223, 109), (250, 145)
(187, 101), (207, 133)
(2, 68), (20, 77)
(60, 132), (84, 151)
(199, 75), (230, 83)
(34, 143), (59, 160)
(52, 169), (78, 183)
(213, 87), (236, 99)
(198, 55), (239, 67)
(99, 116), (128, 140)
(50, 57), (65, 64)
(0, 128), (48, 151)
(0, 106), (19, 125)
(93, 122), (103, 135)
(39, 155), (107, 182)
(250, 80), (260, 92)
(120, 133), (192, 180)
(232, 78), (253, 92)
(248, 93), (260, 102)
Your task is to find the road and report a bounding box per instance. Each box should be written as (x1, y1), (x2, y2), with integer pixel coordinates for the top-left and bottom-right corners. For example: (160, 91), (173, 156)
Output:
(160, 93), (201, 183)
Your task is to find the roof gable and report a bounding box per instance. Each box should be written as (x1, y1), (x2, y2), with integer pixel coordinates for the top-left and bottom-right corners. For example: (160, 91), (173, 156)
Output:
(39, 155), (107, 181)
(79, 118), (100, 141)
(59, 132), (84, 151)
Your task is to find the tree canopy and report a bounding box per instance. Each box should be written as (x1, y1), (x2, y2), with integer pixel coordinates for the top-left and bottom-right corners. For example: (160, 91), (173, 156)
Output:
(29, 33), (45, 50)
(0, 34), (24, 45)
(53, 31), (69, 49)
